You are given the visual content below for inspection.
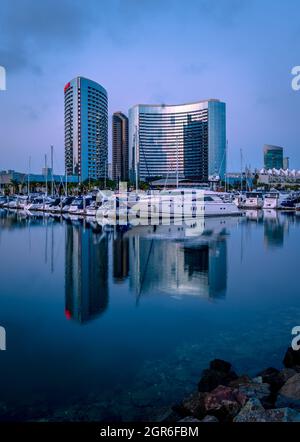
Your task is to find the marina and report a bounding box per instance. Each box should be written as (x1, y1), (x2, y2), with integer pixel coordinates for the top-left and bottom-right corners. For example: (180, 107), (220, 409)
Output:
(0, 208), (299, 421)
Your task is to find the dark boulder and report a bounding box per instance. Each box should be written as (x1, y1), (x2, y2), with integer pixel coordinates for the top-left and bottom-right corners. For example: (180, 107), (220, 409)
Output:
(181, 392), (207, 420)
(198, 368), (238, 392)
(256, 367), (284, 394)
(283, 347), (300, 368)
(209, 359), (232, 373)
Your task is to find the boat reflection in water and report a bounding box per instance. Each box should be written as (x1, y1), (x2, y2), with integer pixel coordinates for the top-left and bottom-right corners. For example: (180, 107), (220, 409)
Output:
(65, 221), (109, 323)
(116, 217), (240, 301)
(263, 209), (286, 248)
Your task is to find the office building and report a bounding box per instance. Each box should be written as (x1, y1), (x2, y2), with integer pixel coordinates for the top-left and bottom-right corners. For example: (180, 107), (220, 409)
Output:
(283, 156), (290, 170)
(128, 99), (226, 183)
(263, 145), (283, 169)
(112, 112), (129, 181)
(64, 76), (108, 182)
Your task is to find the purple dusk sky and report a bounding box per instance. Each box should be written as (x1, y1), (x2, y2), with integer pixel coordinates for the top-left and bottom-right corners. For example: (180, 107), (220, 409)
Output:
(0, 0), (299, 174)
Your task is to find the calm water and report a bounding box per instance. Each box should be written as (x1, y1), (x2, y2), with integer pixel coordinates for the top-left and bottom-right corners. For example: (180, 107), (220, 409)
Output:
(0, 209), (300, 421)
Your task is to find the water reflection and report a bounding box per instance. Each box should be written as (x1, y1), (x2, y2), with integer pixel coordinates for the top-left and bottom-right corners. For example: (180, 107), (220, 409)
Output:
(263, 210), (285, 248)
(124, 218), (231, 300)
(65, 221), (109, 323)
(1, 209), (298, 326)
(0, 209), (300, 421)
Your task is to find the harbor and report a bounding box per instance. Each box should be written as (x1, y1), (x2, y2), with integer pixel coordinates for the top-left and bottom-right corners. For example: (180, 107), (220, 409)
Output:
(0, 207), (299, 421)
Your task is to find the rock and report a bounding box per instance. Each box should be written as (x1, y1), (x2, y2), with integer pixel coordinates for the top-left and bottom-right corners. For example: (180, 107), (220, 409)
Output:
(233, 398), (268, 422)
(252, 376), (263, 384)
(283, 347), (300, 368)
(256, 367), (284, 394)
(198, 368), (238, 393)
(236, 381), (271, 405)
(178, 416), (201, 422)
(279, 373), (300, 400)
(229, 375), (252, 388)
(204, 385), (247, 420)
(159, 408), (184, 422)
(209, 359), (232, 373)
(182, 392), (206, 420)
(280, 368), (297, 383)
(201, 415), (219, 422)
(266, 407), (300, 422)
(234, 399), (300, 422)
(275, 394), (300, 411)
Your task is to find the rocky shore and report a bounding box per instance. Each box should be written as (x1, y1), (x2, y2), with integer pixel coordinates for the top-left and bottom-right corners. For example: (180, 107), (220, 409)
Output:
(162, 347), (300, 422)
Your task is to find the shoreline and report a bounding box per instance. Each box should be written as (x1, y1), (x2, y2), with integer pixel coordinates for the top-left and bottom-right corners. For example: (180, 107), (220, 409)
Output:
(161, 346), (300, 422)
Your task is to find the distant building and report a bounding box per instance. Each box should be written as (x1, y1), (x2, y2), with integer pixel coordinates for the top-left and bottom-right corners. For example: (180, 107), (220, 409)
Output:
(128, 99), (226, 183)
(64, 76), (108, 182)
(112, 112), (129, 182)
(258, 168), (300, 187)
(283, 156), (290, 170)
(263, 144), (283, 169)
(0, 169), (77, 192)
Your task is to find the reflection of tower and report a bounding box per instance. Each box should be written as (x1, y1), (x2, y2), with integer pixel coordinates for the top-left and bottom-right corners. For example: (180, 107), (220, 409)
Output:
(128, 230), (227, 299)
(65, 223), (108, 323)
(263, 213), (284, 248)
(113, 231), (129, 283)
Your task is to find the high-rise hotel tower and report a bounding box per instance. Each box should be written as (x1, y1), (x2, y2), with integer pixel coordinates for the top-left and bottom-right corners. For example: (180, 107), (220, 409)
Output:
(64, 77), (108, 182)
(112, 112), (129, 182)
(129, 99), (226, 183)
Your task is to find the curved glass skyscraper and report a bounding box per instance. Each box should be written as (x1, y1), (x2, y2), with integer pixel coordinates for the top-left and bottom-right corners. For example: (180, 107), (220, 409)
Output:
(64, 77), (108, 182)
(129, 99), (226, 183)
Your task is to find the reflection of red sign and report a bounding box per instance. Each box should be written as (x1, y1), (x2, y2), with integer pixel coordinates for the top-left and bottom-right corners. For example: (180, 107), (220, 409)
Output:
(64, 82), (70, 93)
(65, 309), (71, 319)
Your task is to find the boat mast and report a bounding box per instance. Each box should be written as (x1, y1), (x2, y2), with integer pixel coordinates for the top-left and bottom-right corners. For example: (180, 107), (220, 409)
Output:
(50, 145), (54, 197)
(45, 154), (48, 196)
(28, 156), (31, 197)
(240, 148), (243, 192)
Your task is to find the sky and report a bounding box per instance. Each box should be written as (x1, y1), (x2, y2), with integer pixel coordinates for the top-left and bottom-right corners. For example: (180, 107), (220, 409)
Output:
(0, 0), (299, 174)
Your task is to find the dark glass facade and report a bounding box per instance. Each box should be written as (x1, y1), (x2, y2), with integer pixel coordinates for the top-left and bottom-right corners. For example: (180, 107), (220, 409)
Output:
(112, 112), (129, 181)
(264, 144), (284, 169)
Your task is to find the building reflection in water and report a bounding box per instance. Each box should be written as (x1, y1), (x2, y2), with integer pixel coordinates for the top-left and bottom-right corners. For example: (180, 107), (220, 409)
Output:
(123, 217), (232, 301)
(113, 228), (129, 283)
(65, 222), (109, 323)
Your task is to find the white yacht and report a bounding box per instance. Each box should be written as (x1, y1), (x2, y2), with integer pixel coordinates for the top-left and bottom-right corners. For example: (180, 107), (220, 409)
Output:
(242, 192), (264, 209)
(263, 191), (286, 209)
(96, 189), (241, 224)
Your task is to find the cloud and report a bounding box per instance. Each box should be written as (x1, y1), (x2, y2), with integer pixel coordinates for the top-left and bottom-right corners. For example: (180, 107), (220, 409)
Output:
(0, 0), (98, 73)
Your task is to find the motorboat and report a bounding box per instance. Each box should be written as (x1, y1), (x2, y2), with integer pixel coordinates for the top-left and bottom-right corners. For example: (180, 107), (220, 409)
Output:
(242, 192), (264, 209)
(263, 191), (287, 209)
(96, 189), (242, 225)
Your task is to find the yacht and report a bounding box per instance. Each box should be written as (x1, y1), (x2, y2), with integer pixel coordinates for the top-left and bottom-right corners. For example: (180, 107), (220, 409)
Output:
(263, 191), (286, 209)
(96, 189), (241, 224)
(51, 196), (74, 214)
(0, 196), (7, 207)
(68, 197), (84, 214)
(242, 192), (264, 209)
(280, 193), (300, 209)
